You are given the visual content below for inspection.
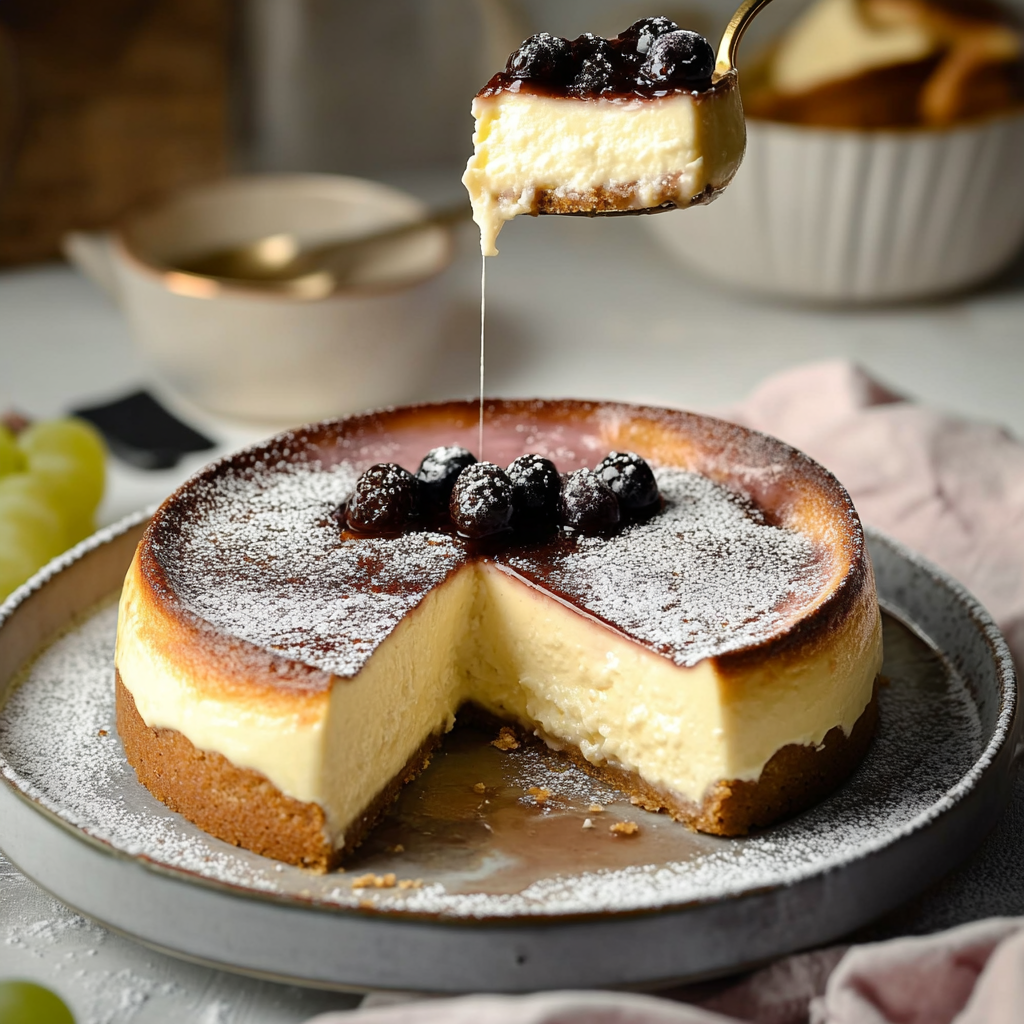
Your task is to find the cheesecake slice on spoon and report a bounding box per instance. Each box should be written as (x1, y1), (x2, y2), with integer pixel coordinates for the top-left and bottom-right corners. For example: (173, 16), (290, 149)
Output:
(463, 2), (773, 255)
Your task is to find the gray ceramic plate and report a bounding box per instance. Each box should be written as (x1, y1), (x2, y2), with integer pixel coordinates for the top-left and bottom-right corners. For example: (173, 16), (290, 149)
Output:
(0, 513), (1017, 993)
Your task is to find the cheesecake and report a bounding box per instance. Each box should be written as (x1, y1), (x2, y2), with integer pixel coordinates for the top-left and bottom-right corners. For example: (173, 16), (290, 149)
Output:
(462, 19), (747, 255)
(115, 400), (883, 870)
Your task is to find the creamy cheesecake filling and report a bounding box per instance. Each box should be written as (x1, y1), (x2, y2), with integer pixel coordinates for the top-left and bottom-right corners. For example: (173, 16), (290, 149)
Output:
(117, 552), (881, 847)
(462, 84), (746, 256)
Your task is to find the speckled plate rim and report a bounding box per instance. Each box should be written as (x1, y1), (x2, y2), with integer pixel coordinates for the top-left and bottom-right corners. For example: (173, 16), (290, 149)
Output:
(0, 511), (1019, 992)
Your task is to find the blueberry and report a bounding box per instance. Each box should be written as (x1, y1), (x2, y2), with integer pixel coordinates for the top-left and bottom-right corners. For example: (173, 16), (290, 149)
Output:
(640, 30), (715, 85)
(560, 469), (620, 534)
(619, 16), (679, 57)
(450, 462), (515, 539)
(345, 463), (420, 533)
(506, 32), (572, 84)
(507, 454), (561, 531)
(594, 451), (660, 513)
(416, 446), (477, 512)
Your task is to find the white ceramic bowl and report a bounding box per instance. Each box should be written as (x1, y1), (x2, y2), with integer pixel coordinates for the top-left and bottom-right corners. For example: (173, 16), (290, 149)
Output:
(64, 175), (454, 424)
(645, 110), (1024, 303)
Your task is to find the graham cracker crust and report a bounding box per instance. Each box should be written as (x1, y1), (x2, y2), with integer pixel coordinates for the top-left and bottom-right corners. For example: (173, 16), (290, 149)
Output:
(118, 671), (879, 868)
(529, 180), (722, 217)
(115, 673), (440, 871)
(552, 687), (879, 835)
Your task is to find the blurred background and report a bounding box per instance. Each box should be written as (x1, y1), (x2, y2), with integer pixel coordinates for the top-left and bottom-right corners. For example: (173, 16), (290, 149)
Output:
(0, 0), (772, 259)
(1, 0), (1024, 511)
(3, 3), (1024, 1018)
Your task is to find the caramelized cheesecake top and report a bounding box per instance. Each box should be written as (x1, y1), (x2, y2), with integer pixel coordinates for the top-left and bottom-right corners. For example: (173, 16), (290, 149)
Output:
(141, 401), (868, 692)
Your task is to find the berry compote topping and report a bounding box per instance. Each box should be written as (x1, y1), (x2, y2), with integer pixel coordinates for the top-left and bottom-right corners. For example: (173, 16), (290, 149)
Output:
(339, 449), (661, 545)
(416, 446), (477, 512)
(491, 16), (715, 100)
(345, 463), (421, 534)
(507, 453), (561, 533)
(450, 462), (515, 539)
(560, 468), (621, 535)
(595, 451), (660, 514)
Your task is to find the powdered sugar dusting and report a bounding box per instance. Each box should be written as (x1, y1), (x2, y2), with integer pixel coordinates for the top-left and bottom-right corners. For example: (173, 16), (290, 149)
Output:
(0, 599), (987, 919)
(153, 460), (467, 678)
(509, 468), (827, 667)
(151, 460), (827, 679)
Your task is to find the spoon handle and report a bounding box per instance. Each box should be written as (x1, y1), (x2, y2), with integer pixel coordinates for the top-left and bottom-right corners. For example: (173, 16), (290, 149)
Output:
(715, 0), (776, 79)
(304, 203), (472, 267)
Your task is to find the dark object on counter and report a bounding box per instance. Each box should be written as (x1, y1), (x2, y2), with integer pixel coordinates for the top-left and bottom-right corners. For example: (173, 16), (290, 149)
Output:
(73, 390), (215, 470)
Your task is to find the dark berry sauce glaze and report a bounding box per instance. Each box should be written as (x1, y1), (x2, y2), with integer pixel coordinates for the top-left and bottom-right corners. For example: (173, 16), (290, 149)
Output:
(478, 18), (719, 101)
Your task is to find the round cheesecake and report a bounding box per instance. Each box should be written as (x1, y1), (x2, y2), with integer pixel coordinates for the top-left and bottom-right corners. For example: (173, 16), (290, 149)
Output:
(115, 400), (883, 871)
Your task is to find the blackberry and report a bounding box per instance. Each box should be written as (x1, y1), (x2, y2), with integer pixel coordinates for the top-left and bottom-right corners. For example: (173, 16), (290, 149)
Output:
(594, 451), (659, 513)
(416, 446), (477, 513)
(619, 16), (679, 57)
(450, 462), (515, 539)
(573, 52), (615, 95)
(570, 33), (614, 63)
(560, 468), (620, 534)
(345, 464), (421, 533)
(640, 30), (715, 85)
(507, 453), (561, 531)
(506, 32), (572, 84)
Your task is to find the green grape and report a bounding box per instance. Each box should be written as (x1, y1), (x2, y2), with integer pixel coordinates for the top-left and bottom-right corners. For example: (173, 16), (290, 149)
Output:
(0, 980), (75, 1024)
(18, 418), (106, 527)
(0, 426), (26, 478)
(0, 475), (65, 559)
(18, 417), (105, 471)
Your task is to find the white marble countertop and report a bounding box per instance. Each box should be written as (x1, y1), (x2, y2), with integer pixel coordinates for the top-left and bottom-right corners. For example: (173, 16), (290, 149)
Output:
(1, 213), (1023, 1022)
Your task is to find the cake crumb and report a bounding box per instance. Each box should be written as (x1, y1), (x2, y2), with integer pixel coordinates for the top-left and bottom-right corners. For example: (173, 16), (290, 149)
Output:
(398, 878), (423, 890)
(97, 729), (108, 737)
(583, 818), (594, 829)
(389, 844), (405, 854)
(492, 727), (520, 751)
(588, 803), (604, 813)
(473, 782), (486, 794)
(527, 786), (550, 804)
(352, 872), (397, 889)
(611, 821), (640, 836)
(359, 898), (376, 909)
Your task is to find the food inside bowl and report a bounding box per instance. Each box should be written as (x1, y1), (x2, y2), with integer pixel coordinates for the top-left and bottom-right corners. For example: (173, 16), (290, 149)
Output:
(743, 0), (1024, 127)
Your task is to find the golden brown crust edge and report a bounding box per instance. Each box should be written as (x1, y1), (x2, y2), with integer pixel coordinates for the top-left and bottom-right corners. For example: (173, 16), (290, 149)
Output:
(555, 685), (879, 835)
(116, 673), (439, 871)
(531, 180), (723, 216)
(117, 672), (879, 868)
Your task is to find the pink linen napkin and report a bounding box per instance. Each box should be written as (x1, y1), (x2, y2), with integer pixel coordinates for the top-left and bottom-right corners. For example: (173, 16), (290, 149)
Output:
(306, 362), (1024, 1024)
(724, 360), (1024, 669)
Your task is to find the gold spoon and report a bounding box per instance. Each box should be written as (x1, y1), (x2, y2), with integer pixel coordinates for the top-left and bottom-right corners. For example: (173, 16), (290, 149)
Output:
(162, 203), (471, 299)
(557, 0), (776, 219)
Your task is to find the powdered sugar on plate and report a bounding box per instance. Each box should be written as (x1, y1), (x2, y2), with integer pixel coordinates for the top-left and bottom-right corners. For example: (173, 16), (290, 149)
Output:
(0, 599), (985, 919)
